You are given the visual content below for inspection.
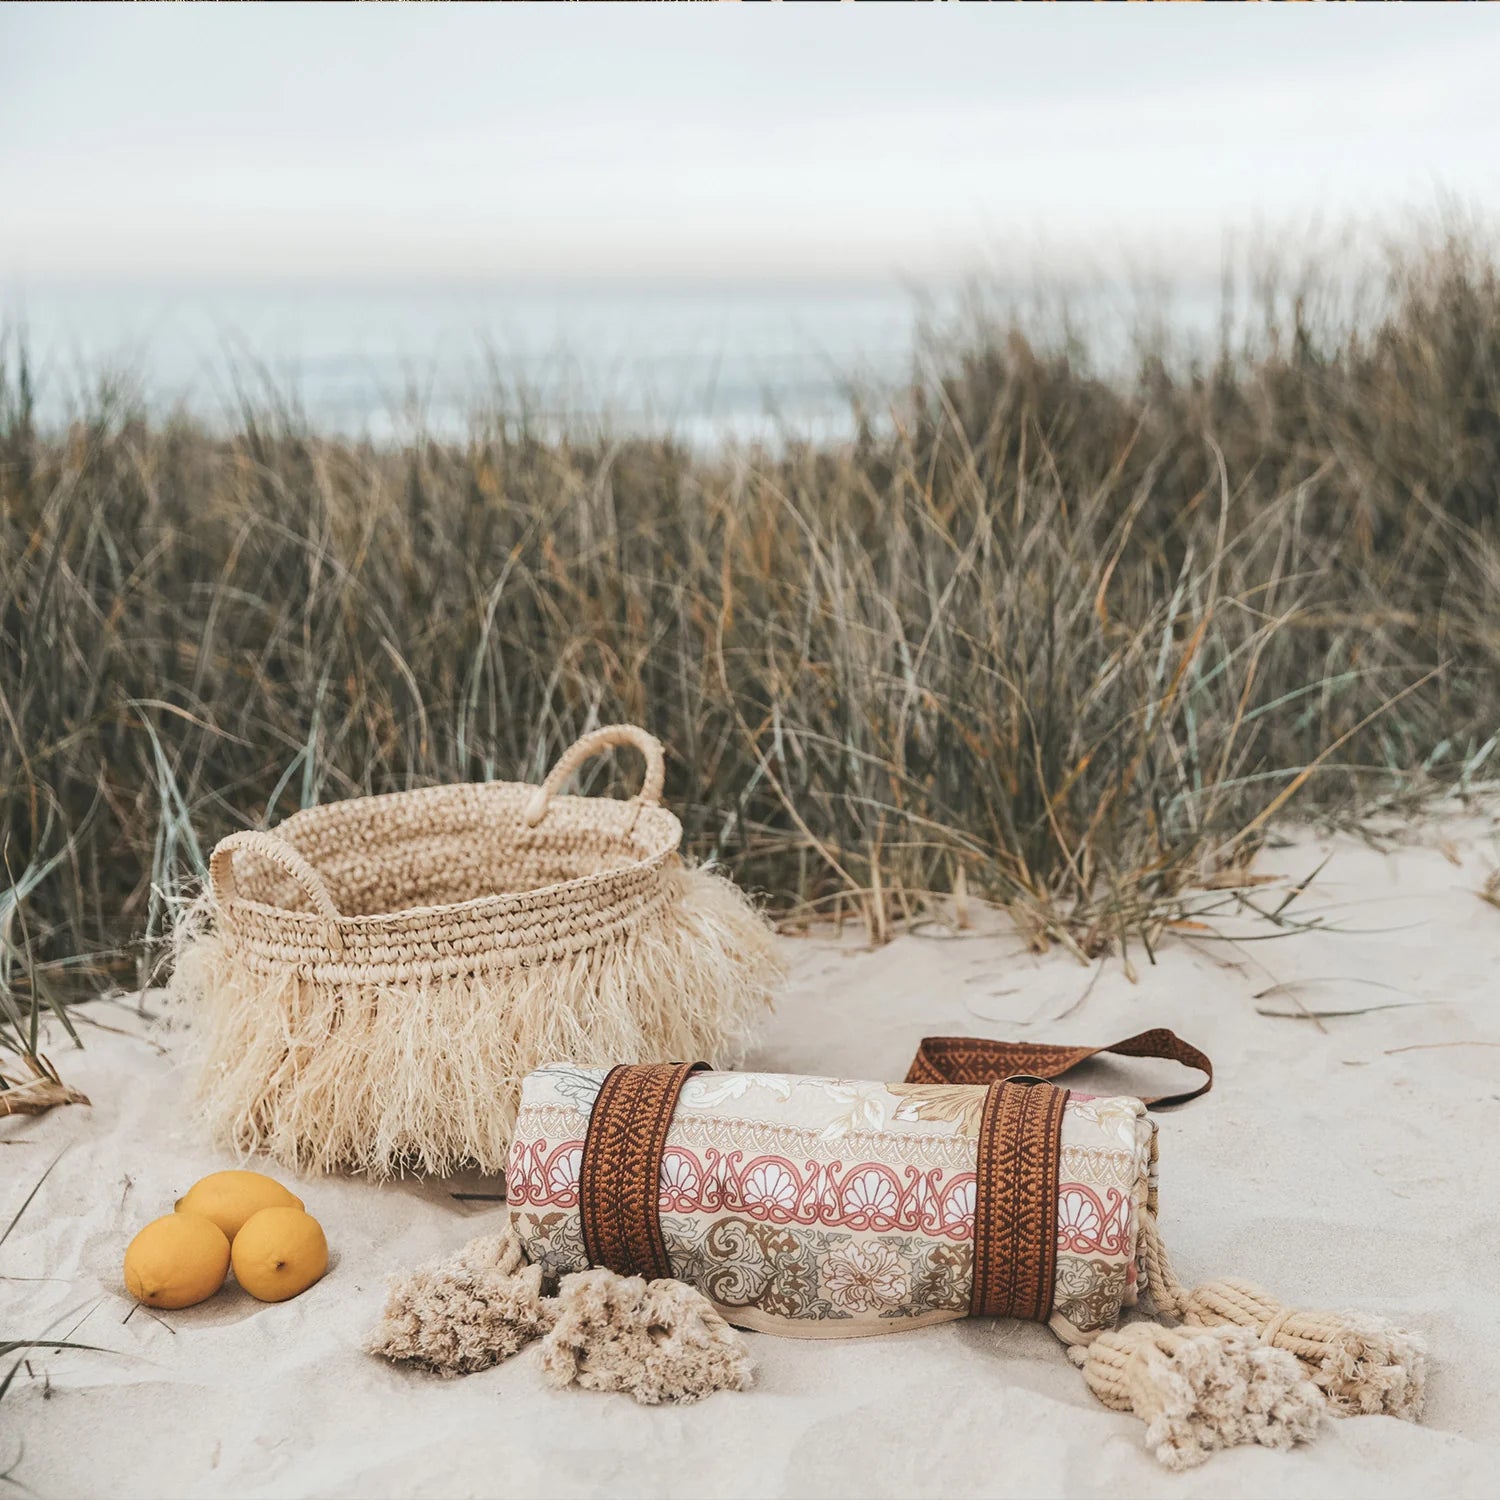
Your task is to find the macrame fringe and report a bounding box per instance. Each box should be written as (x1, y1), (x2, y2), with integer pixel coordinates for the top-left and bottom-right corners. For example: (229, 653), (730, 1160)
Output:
(170, 861), (779, 1178)
(1074, 1323), (1324, 1470)
(1063, 1206), (1427, 1467)
(371, 1211), (1422, 1461)
(1136, 1209), (1427, 1422)
(366, 1230), (554, 1375)
(539, 1269), (754, 1405)
(367, 1224), (752, 1405)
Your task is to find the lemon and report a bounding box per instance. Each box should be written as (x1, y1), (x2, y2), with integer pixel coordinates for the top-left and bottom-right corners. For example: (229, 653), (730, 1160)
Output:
(231, 1206), (328, 1303)
(124, 1213), (231, 1309)
(175, 1170), (304, 1242)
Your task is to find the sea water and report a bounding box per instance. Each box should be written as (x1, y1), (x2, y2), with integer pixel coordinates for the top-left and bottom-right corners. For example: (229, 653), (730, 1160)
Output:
(1, 275), (1245, 446)
(1, 278), (942, 446)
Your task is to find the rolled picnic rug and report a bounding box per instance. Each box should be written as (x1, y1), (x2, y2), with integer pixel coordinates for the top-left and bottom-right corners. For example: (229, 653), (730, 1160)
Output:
(371, 1031), (1426, 1469)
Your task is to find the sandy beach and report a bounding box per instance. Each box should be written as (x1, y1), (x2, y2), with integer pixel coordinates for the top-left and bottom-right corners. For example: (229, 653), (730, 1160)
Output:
(9, 10), (1500, 1498)
(5, 812), (1498, 1499)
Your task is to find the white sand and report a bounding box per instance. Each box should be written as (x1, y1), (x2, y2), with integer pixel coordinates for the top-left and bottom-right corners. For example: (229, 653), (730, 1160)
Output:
(5, 814), (1498, 1498)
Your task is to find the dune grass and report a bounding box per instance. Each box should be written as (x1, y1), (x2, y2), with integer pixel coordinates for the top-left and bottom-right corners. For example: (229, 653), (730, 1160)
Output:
(3, 228), (1499, 1089)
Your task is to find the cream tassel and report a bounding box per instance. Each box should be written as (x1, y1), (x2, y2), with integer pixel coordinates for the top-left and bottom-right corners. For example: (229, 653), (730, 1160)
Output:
(538, 1268), (754, 1405)
(1137, 1208), (1427, 1421)
(366, 1224), (554, 1374)
(368, 1223), (754, 1404)
(1075, 1323), (1324, 1470)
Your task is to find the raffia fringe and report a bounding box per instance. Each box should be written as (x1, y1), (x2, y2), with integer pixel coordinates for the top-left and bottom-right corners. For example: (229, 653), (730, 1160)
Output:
(170, 860), (780, 1178)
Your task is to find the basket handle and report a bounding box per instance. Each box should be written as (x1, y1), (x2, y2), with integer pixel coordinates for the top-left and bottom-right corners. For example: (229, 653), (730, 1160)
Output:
(524, 724), (666, 828)
(208, 830), (346, 955)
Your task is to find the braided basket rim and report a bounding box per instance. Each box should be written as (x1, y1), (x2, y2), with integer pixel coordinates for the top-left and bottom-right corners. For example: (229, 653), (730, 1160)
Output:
(217, 781), (683, 937)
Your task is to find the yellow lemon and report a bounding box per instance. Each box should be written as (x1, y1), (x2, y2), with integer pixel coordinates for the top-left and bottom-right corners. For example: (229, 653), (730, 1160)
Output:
(175, 1170), (304, 1242)
(124, 1213), (230, 1309)
(231, 1207), (328, 1303)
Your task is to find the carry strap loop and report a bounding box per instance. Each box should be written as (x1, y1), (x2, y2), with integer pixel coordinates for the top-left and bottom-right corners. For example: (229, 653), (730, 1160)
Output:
(906, 1027), (1212, 1109)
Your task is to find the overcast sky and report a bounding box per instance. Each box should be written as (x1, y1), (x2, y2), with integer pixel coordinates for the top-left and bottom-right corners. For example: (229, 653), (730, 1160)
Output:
(2, 4), (1497, 286)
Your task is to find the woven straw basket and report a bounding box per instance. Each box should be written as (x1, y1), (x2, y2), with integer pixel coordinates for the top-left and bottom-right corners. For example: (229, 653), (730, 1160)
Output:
(171, 725), (781, 1179)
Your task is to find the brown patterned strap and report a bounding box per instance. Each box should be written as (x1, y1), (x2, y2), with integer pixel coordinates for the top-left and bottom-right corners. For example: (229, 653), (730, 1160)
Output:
(969, 1079), (1069, 1321)
(578, 1061), (706, 1280)
(906, 1028), (1212, 1109)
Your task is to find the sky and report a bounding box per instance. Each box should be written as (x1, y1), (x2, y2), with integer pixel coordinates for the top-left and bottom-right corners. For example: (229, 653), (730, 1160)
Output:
(2, 4), (1498, 287)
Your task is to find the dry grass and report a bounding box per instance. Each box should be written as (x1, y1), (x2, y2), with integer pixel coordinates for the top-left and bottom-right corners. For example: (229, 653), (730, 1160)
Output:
(3, 228), (1500, 1081)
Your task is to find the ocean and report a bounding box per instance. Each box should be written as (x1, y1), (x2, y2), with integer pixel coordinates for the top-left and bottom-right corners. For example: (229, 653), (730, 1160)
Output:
(2, 278), (945, 446)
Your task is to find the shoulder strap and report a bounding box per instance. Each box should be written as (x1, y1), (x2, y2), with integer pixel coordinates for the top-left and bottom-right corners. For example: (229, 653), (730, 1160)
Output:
(905, 1027), (1212, 1108)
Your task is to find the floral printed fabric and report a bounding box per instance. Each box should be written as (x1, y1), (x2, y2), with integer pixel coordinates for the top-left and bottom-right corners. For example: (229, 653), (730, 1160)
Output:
(509, 1065), (1157, 1341)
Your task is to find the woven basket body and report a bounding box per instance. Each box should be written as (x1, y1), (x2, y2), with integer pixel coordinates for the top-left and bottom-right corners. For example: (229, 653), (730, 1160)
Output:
(172, 727), (781, 1178)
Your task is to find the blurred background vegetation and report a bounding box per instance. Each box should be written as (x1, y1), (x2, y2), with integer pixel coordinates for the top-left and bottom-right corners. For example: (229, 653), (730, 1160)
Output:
(3, 227), (1499, 1027)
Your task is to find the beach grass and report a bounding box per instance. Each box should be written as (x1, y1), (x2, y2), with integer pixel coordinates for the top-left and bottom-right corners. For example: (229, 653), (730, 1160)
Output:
(3, 225), (1499, 1074)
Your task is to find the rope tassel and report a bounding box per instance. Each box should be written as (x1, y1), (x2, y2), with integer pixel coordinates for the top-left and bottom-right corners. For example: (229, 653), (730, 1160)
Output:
(1137, 1209), (1427, 1421)
(1076, 1322), (1325, 1470)
(368, 1224), (754, 1405)
(365, 1227), (554, 1374)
